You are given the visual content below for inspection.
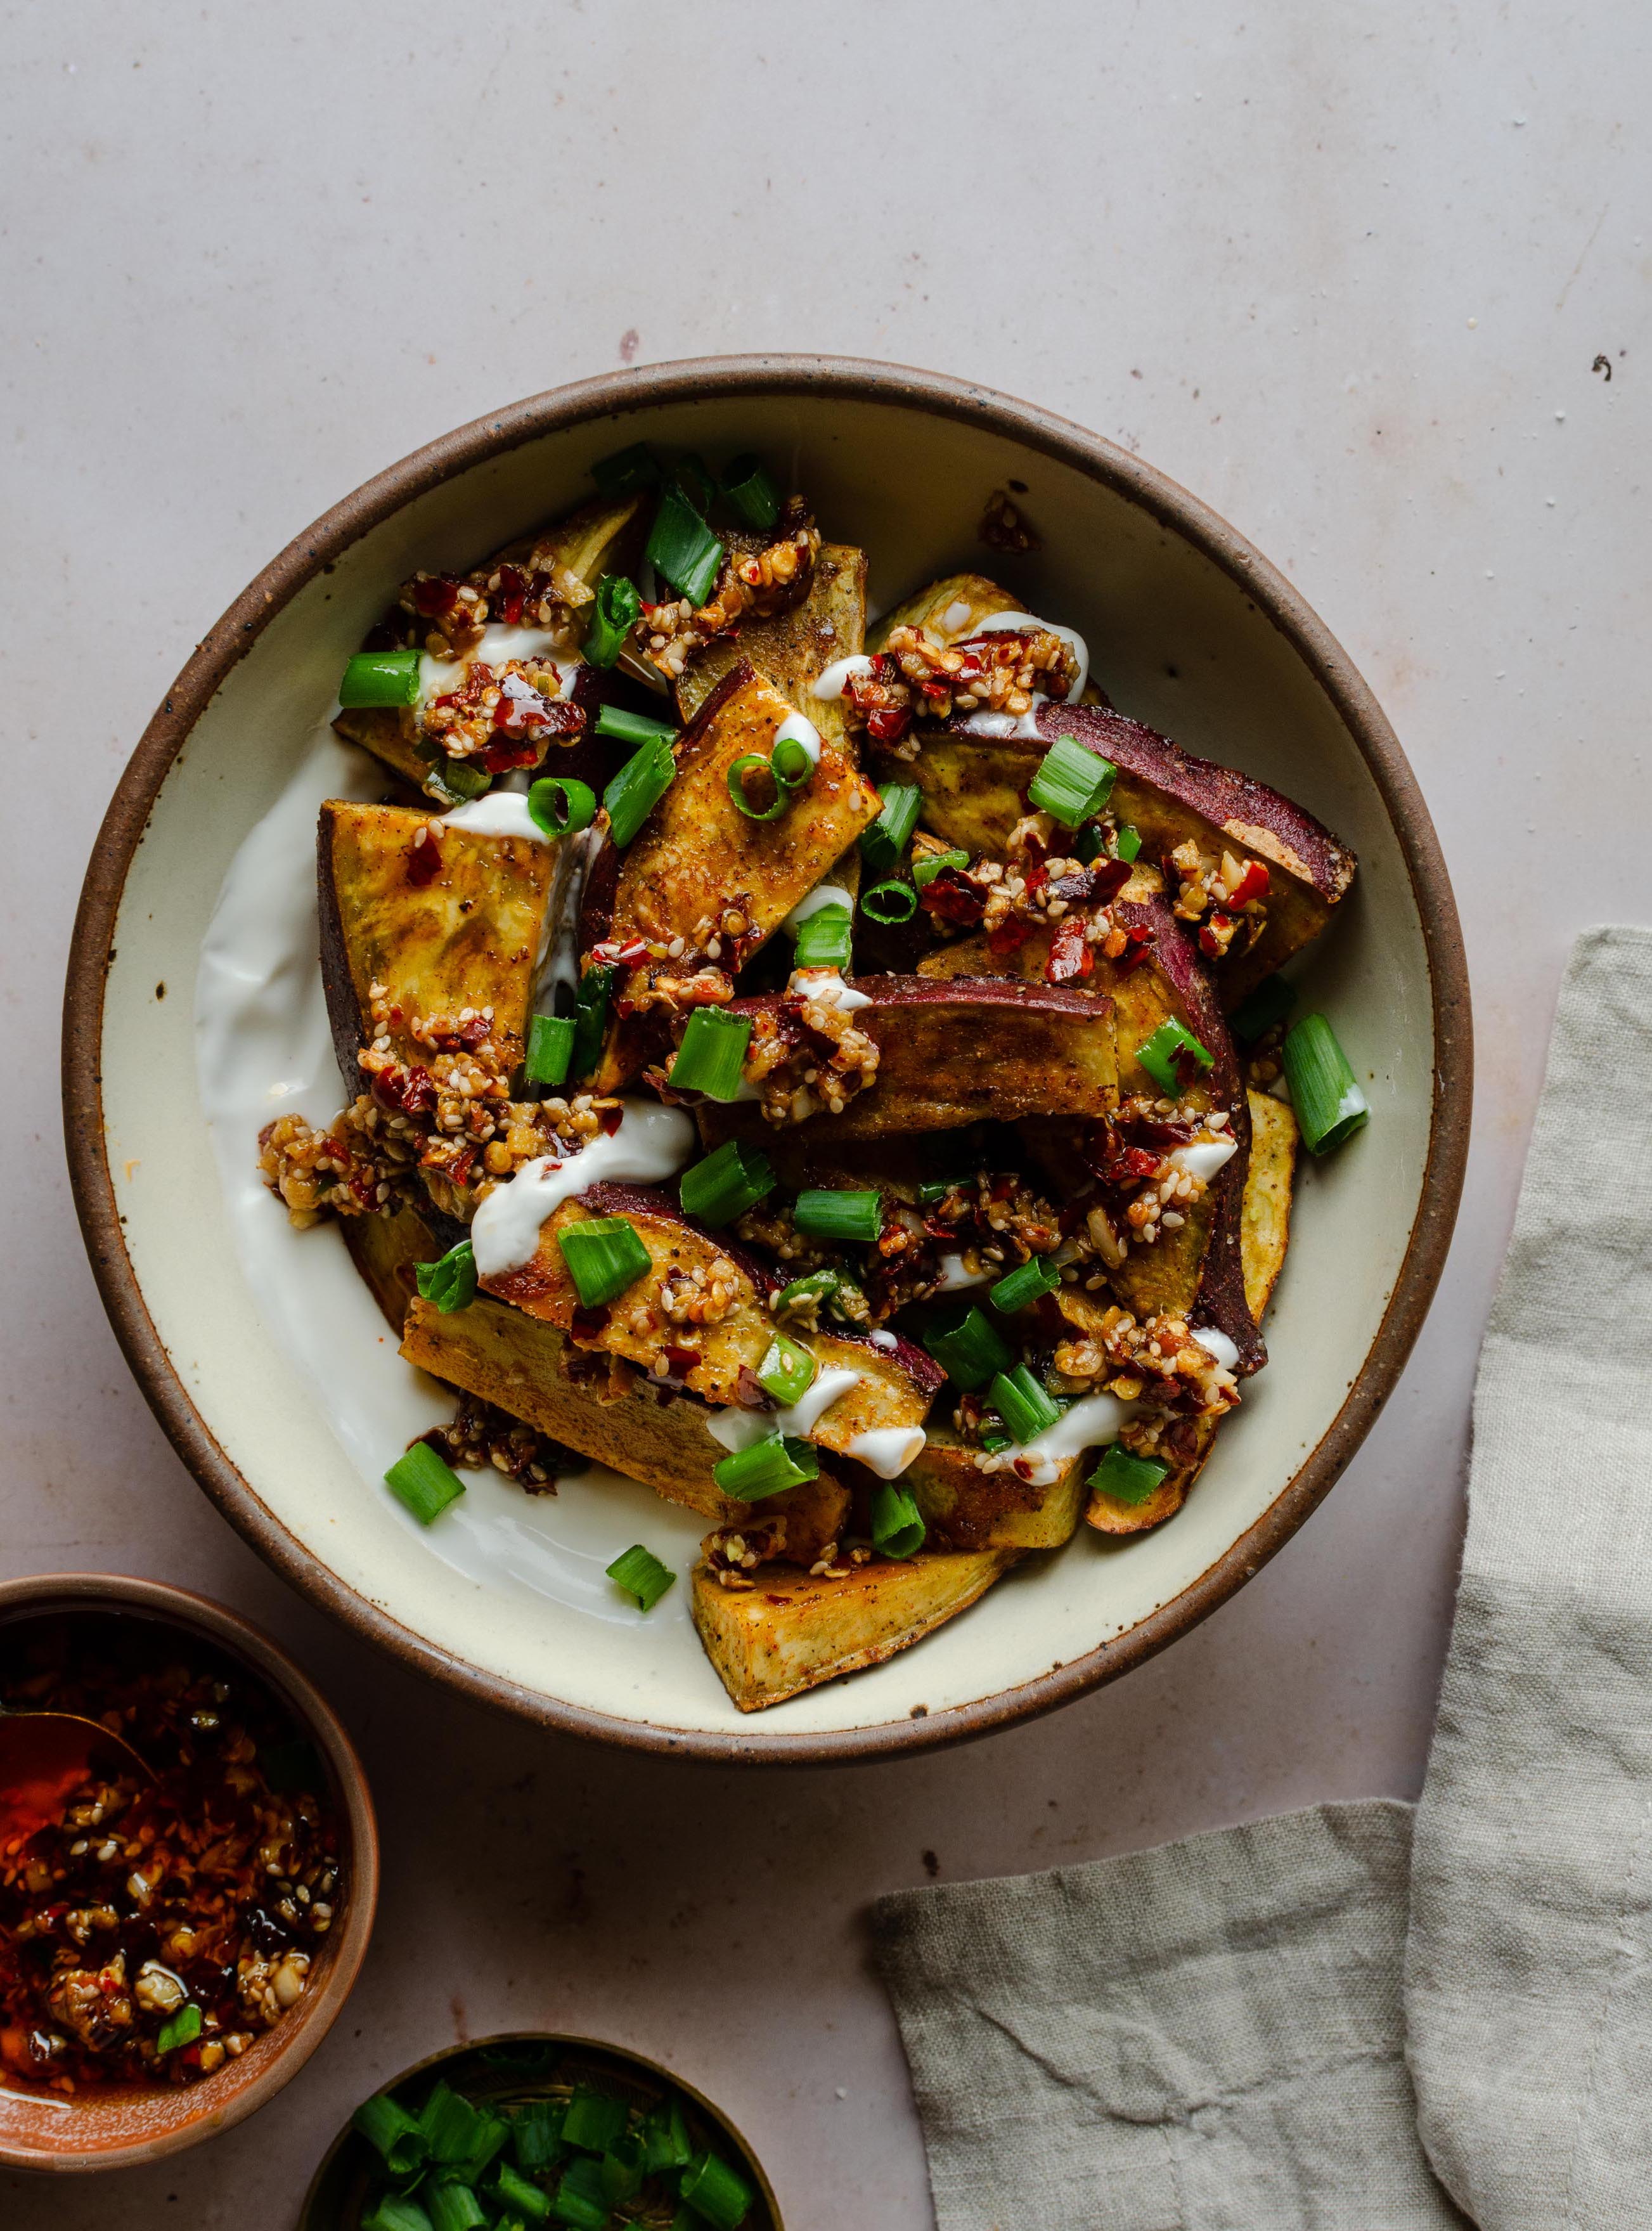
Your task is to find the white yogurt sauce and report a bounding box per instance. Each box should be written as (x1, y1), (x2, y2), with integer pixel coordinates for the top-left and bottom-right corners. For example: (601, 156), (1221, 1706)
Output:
(195, 723), (710, 1625)
(1191, 1326), (1242, 1373)
(846, 1426), (927, 1478)
(419, 628), (581, 704)
(868, 1330), (900, 1352)
(706, 1365), (863, 1453)
(811, 654), (875, 702)
(957, 608), (1090, 740)
(789, 967), (872, 1012)
(773, 711), (823, 767)
(470, 1099), (697, 1279)
(783, 883), (855, 934)
(935, 1253), (990, 1293)
(439, 792), (552, 844)
(995, 1392), (1135, 1487)
(1168, 1135), (1239, 1184)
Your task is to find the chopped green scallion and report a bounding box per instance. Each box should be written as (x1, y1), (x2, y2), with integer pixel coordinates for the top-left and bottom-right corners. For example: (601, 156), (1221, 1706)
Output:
(425, 2185), (487, 2231)
(603, 734), (678, 847)
(1136, 1018), (1215, 1096)
(668, 1008), (753, 1099)
(860, 782), (923, 874)
(569, 962), (618, 1084)
(510, 2098), (567, 2172)
(415, 1239), (477, 1315)
(861, 878), (917, 924)
(721, 453), (782, 531)
(989, 1364), (1062, 1445)
(528, 776), (597, 837)
(595, 702), (679, 748)
(871, 1483), (926, 1560)
(641, 2100), (694, 2173)
(1088, 1445), (1170, 1505)
(756, 1333), (817, 1406)
(726, 752), (787, 821)
(678, 2147), (757, 2229)
(584, 573), (642, 668)
(770, 733), (815, 790)
(680, 1139), (777, 1226)
(912, 848), (970, 888)
(562, 2087), (630, 2154)
(429, 759), (492, 803)
(590, 441), (661, 496)
(791, 903), (853, 971)
(711, 1433), (820, 1501)
(155, 2002), (202, 2055)
(548, 2154), (609, 2231)
(988, 1254), (1062, 1314)
(361, 2199), (435, 2231)
(1028, 734), (1116, 827)
(605, 1544), (676, 1613)
(556, 1216), (652, 1309)
(792, 1189), (882, 1243)
(979, 1428), (1013, 1454)
(922, 1305), (1012, 1392)
(525, 1013), (577, 1090)
(1112, 823), (1143, 863)
(339, 649), (423, 709)
(1281, 1013), (1370, 1154)
(646, 482), (724, 605)
(384, 1442), (465, 1525)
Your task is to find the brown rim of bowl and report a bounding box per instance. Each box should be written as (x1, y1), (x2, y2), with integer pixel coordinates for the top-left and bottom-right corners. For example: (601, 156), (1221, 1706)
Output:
(60, 354), (1473, 1768)
(0, 1571), (378, 2172)
(297, 2029), (783, 2229)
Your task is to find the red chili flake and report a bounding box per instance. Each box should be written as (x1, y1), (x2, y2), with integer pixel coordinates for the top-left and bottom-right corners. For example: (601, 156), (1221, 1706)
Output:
(598, 1106), (624, 1136)
(446, 1143), (476, 1187)
(867, 705), (913, 744)
(590, 938), (650, 966)
(1115, 922), (1155, 974)
(493, 564), (529, 626)
(410, 572), (461, 619)
(989, 1174), (1019, 1201)
(1227, 860), (1270, 908)
(664, 1343), (699, 1377)
(475, 734), (541, 773)
(373, 1064), (437, 1118)
(407, 830), (443, 887)
(918, 676), (952, 700)
(1198, 911), (1236, 959)
(988, 916), (1036, 957)
(570, 1306), (611, 1344)
(1087, 858), (1133, 906)
(919, 869), (986, 929)
(1024, 863), (1049, 895)
(1047, 917), (1094, 985)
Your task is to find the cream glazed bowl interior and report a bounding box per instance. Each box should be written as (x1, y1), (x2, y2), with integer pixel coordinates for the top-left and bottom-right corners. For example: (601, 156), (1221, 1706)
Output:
(63, 358), (1471, 1763)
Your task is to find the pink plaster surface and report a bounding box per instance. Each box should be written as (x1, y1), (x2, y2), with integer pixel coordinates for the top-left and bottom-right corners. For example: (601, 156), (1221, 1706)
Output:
(5, 4), (1649, 2223)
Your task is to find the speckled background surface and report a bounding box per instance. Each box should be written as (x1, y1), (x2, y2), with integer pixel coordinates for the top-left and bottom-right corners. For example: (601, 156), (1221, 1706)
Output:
(5, 4), (1649, 2222)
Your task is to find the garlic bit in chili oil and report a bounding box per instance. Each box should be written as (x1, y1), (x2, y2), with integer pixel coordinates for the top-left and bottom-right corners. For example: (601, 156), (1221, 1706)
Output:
(0, 1614), (344, 2093)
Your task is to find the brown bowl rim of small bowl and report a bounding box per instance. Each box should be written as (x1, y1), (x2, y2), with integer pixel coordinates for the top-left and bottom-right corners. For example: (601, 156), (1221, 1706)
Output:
(0, 1572), (378, 2173)
(297, 2028), (783, 2231)
(60, 354), (1473, 1765)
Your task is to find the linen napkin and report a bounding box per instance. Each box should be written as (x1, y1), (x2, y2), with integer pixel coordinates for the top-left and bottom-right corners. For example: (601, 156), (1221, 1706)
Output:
(872, 926), (1652, 2230)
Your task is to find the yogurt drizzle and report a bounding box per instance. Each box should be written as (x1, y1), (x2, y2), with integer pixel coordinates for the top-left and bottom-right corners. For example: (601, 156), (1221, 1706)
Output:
(469, 1100), (697, 1279)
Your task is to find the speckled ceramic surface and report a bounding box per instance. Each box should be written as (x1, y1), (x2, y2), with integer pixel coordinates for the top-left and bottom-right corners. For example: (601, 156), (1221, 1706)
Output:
(63, 362), (1469, 1759)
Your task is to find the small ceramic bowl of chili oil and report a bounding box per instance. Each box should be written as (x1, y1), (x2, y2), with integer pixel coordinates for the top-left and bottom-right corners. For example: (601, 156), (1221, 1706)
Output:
(0, 1573), (377, 2172)
(301, 2032), (782, 2230)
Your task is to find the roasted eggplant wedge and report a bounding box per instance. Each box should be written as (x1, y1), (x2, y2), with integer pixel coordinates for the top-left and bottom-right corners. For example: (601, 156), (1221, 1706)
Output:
(691, 1545), (1017, 1711)
(400, 1290), (849, 1546)
(342, 1203), (442, 1334)
(676, 541), (868, 751)
(893, 701), (1355, 1000)
(865, 571), (1021, 653)
(590, 660), (882, 1090)
(903, 1431), (1088, 1551)
(334, 493), (644, 796)
(698, 976), (1118, 1149)
(317, 799), (553, 1091)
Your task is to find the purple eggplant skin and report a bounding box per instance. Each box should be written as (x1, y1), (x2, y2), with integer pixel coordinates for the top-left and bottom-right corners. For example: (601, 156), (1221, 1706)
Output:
(1115, 895), (1263, 1374)
(698, 975), (1118, 1150)
(893, 699), (1355, 1002)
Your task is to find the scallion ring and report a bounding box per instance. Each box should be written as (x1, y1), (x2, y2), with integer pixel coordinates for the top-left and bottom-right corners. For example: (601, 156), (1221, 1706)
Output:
(527, 775), (596, 837)
(861, 878), (918, 924)
(726, 752), (787, 821)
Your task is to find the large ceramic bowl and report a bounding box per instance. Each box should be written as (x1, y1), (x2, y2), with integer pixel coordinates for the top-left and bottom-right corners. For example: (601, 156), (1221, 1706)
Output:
(62, 358), (1470, 1763)
(0, 1574), (377, 2172)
